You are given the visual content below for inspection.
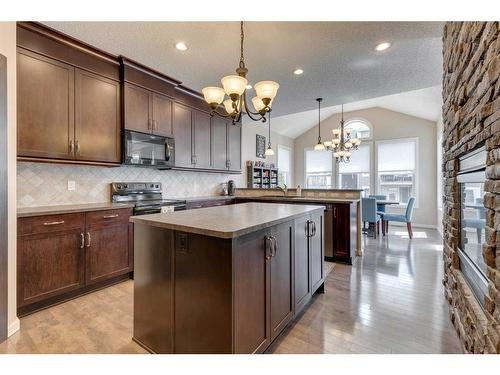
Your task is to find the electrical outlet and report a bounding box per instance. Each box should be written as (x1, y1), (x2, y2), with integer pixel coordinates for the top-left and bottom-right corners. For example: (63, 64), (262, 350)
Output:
(67, 180), (76, 191)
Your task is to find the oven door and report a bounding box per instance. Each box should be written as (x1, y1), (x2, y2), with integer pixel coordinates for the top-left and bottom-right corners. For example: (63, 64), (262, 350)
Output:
(124, 130), (174, 168)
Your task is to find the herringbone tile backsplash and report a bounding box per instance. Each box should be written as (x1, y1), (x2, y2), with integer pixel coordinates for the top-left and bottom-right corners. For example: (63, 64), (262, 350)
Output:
(17, 162), (244, 207)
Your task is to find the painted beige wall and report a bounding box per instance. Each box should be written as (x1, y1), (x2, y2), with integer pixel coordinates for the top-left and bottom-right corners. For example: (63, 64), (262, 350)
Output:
(0, 22), (18, 336)
(294, 107), (438, 227)
(241, 121), (294, 187)
(436, 116), (443, 235)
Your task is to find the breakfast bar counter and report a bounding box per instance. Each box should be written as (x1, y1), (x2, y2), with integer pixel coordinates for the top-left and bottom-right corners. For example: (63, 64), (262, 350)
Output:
(130, 202), (325, 354)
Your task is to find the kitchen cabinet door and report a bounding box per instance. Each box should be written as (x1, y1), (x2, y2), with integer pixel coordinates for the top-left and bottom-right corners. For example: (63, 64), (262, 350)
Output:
(173, 103), (193, 168)
(269, 221), (294, 340)
(74, 69), (121, 163)
(124, 83), (151, 134)
(227, 123), (241, 171)
(17, 49), (75, 160)
(234, 228), (271, 354)
(152, 93), (172, 136)
(211, 116), (228, 170)
(332, 203), (351, 263)
(294, 215), (311, 313)
(310, 211), (324, 292)
(85, 222), (132, 285)
(192, 109), (211, 168)
(17, 228), (85, 308)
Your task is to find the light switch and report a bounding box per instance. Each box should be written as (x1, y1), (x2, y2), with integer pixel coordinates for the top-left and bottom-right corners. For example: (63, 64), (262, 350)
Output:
(67, 180), (76, 191)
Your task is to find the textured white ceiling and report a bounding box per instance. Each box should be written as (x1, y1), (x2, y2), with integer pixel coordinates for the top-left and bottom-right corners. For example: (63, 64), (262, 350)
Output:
(43, 21), (444, 118)
(267, 85), (442, 138)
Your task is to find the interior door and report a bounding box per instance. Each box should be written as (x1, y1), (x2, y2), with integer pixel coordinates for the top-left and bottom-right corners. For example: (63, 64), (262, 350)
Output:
(152, 93), (172, 136)
(124, 83), (151, 134)
(269, 221), (294, 340)
(193, 109), (211, 168)
(0, 54), (7, 342)
(227, 123), (241, 171)
(173, 103), (193, 168)
(74, 69), (121, 163)
(211, 116), (228, 170)
(294, 215), (311, 312)
(17, 49), (75, 160)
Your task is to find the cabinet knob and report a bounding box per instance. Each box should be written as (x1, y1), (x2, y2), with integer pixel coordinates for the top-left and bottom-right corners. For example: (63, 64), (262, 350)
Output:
(69, 140), (74, 155)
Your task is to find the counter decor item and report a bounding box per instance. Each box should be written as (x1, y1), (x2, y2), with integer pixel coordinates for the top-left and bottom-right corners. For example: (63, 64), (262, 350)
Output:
(228, 180), (236, 196)
(221, 183), (229, 196)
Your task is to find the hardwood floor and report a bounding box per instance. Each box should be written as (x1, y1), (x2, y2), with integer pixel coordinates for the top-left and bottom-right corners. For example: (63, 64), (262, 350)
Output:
(0, 226), (461, 354)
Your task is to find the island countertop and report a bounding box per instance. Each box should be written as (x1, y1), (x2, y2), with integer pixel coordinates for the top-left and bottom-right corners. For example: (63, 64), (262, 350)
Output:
(130, 202), (325, 239)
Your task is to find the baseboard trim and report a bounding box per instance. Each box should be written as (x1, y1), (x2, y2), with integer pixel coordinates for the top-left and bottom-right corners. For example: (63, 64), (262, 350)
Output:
(8, 317), (20, 337)
(388, 222), (437, 230)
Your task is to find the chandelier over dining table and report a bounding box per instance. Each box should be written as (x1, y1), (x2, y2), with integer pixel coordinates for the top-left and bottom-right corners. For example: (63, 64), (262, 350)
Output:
(202, 21), (279, 124)
(313, 99), (361, 163)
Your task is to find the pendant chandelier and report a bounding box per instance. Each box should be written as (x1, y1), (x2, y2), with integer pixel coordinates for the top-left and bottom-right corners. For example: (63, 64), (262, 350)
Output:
(202, 22), (279, 124)
(264, 110), (274, 156)
(312, 100), (361, 163)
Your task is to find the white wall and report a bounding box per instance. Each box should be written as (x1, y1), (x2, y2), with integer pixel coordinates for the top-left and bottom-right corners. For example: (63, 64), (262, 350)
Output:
(294, 107), (438, 227)
(0, 22), (19, 336)
(241, 121), (295, 187)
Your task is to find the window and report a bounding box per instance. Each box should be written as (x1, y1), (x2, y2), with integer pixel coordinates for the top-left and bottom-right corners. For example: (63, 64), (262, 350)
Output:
(338, 142), (371, 195)
(345, 119), (371, 140)
(376, 138), (417, 204)
(305, 149), (332, 189)
(277, 145), (291, 186)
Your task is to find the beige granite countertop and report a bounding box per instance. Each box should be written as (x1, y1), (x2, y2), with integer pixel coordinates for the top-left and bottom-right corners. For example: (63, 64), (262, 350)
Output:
(235, 196), (360, 204)
(184, 196), (235, 202)
(17, 202), (135, 218)
(130, 202), (325, 239)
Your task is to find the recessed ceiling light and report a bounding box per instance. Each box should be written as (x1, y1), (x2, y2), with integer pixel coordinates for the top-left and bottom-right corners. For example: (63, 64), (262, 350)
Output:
(246, 84), (252, 89)
(375, 42), (391, 51)
(175, 42), (188, 51)
(293, 68), (304, 75)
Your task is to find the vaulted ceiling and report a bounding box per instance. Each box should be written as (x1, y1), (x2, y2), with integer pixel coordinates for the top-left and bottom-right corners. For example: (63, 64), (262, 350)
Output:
(44, 21), (444, 119)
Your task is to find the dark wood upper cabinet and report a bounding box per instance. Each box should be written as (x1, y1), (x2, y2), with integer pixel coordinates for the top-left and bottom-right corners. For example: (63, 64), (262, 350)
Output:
(192, 109), (211, 168)
(123, 83), (151, 134)
(152, 93), (173, 136)
(17, 49), (75, 160)
(173, 103), (193, 168)
(228, 123), (242, 171)
(211, 116), (228, 170)
(75, 69), (121, 163)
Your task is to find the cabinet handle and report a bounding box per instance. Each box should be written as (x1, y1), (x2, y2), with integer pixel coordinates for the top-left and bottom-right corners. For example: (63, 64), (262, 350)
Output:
(75, 140), (80, 155)
(265, 235), (272, 260)
(103, 214), (119, 219)
(333, 207), (336, 218)
(43, 220), (65, 226)
(271, 236), (277, 257)
(312, 221), (317, 237)
(69, 140), (74, 155)
(306, 220), (311, 237)
(80, 233), (85, 249)
(86, 232), (91, 248)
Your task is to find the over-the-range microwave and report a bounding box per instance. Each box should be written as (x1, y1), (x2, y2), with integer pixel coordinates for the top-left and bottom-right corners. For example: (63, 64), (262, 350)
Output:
(123, 130), (175, 169)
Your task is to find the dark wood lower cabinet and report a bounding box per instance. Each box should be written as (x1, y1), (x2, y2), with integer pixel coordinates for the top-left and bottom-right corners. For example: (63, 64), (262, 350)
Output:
(133, 211), (325, 354)
(17, 208), (133, 316)
(331, 203), (357, 264)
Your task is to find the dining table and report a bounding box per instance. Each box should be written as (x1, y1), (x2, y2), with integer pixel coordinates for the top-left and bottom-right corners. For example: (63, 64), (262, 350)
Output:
(363, 199), (400, 237)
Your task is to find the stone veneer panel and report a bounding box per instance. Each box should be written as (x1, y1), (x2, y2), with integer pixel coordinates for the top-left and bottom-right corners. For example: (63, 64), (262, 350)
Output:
(17, 162), (244, 207)
(442, 21), (500, 353)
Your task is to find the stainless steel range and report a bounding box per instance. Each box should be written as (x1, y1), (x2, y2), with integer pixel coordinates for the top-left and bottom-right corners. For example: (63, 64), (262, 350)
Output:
(111, 182), (186, 215)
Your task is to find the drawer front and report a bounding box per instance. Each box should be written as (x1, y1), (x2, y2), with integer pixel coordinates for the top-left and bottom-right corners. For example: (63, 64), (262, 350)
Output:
(86, 208), (132, 226)
(18, 213), (85, 236)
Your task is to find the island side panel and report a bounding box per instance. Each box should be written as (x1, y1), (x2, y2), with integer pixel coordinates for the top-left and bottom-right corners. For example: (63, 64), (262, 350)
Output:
(174, 232), (233, 353)
(133, 223), (174, 353)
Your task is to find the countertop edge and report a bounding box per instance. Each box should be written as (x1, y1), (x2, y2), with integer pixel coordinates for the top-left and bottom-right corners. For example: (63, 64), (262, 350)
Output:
(130, 204), (325, 239)
(17, 203), (135, 218)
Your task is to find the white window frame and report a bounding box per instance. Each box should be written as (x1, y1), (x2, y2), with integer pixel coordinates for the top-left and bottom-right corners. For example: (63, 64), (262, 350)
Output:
(277, 144), (292, 186)
(304, 147), (334, 189)
(336, 141), (374, 195)
(375, 137), (419, 208)
(344, 118), (373, 141)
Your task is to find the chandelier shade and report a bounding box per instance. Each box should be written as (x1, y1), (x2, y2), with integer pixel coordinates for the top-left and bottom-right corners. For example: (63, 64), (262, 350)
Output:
(223, 99), (235, 114)
(202, 87), (225, 106)
(221, 75), (248, 96)
(254, 81), (280, 101)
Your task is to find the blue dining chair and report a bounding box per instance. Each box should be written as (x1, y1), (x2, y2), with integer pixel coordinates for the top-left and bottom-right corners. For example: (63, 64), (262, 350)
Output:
(369, 194), (387, 216)
(362, 197), (382, 238)
(463, 198), (486, 243)
(381, 197), (416, 239)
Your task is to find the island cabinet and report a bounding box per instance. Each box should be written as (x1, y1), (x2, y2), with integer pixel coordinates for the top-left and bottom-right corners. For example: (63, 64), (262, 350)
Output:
(16, 22), (121, 165)
(330, 203), (357, 264)
(17, 207), (133, 316)
(131, 203), (325, 354)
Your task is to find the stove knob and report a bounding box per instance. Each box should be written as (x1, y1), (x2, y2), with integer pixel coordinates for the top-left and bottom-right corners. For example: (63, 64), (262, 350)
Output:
(116, 184), (121, 189)
(124, 184), (128, 189)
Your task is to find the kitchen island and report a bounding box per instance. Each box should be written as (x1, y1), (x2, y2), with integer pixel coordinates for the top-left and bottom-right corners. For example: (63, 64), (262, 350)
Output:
(130, 202), (325, 354)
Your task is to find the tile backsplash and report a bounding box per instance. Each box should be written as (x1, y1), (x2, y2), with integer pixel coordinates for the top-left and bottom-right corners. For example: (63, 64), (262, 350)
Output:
(17, 162), (244, 207)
